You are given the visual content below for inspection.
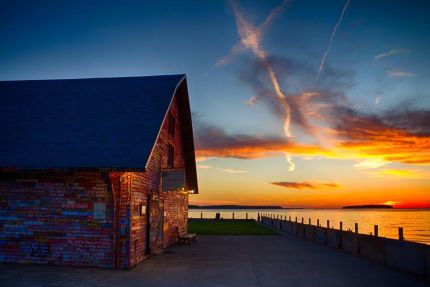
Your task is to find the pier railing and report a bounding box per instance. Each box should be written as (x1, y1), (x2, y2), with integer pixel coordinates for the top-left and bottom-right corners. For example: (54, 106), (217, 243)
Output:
(259, 213), (430, 279)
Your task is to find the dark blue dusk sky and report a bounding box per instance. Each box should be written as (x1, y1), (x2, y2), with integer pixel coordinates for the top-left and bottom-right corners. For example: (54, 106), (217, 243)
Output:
(1, 0), (429, 207)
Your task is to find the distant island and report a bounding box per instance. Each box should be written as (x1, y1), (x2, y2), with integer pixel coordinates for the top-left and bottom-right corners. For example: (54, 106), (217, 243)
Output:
(189, 205), (303, 210)
(342, 204), (393, 209)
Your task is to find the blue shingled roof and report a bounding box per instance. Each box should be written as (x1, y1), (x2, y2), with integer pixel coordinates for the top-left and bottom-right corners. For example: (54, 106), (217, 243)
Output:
(0, 75), (186, 169)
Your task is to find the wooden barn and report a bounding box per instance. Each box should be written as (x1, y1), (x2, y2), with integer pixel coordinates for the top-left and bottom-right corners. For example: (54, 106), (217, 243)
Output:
(0, 75), (198, 269)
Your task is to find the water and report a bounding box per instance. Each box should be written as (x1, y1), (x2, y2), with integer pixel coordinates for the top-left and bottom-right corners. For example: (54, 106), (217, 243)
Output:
(189, 208), (430, 245)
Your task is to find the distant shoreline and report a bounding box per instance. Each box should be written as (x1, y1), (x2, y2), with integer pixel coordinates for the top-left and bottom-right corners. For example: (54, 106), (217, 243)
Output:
(189, 205), (430, 210)
(342, 204), (393, 209)
(188, 205), (303, 210)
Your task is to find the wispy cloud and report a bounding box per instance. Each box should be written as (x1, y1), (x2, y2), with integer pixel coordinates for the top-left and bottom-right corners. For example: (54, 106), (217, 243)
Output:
(375, 48), (409, 60)
(216, 0), (288, 67)
(316, 0), (350, 80)
(196, 163), (248, 174)
(246, 96), (258, 107)
(222, 168), (248, 174)
(196, 164), (213, 169)
(271, 181), (340, 190)
(284, 152), (295, 171)
(386, 69), (415, 78)
(371, 169), (428, 179)
(374, 96), (381, 105)
(354, 159), (388, 169)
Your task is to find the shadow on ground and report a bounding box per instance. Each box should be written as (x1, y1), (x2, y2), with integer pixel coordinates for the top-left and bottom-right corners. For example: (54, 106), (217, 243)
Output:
(0, 234), (427, 287)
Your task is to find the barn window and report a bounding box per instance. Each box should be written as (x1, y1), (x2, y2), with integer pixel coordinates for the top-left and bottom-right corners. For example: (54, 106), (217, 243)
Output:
(168, 144), (174, 168)
(168, 113), (175, 138)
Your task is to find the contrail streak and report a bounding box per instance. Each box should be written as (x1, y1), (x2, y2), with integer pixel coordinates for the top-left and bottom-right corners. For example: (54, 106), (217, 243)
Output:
(217, 0), (288, 67)
(316, 0), (350, 80)
(221, 1), (295, 171)
(231, 0), (292, 137)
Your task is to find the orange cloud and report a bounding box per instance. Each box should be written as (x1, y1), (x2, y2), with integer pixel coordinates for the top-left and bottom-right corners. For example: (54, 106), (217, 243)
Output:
(195, 129), (430, 167)
(194, 102), (430, 168)
(370, 169), (428, 179)
(271, 181), (340, 190)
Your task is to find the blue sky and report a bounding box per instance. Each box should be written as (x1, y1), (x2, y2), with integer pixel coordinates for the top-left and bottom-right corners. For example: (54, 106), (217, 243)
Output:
(1, 0), (429, 207)
(1, 1), (429, 131)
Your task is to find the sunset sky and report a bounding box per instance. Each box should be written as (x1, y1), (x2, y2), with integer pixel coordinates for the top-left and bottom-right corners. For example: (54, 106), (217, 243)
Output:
(1, 0), (429, 208)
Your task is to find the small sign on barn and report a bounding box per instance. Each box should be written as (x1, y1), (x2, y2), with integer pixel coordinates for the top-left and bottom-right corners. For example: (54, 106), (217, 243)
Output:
(161, 169), (185, 191)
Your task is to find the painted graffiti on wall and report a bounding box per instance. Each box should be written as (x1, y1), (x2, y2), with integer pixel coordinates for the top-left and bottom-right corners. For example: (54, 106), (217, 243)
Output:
(0, 172), (114, 268)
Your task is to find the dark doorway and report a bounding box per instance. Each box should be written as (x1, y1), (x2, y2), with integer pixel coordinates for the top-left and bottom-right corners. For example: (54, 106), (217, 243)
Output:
(147, 193), (164, 254)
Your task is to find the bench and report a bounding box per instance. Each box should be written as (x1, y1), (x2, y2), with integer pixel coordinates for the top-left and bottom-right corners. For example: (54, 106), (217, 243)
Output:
(179, 233), (197, 244)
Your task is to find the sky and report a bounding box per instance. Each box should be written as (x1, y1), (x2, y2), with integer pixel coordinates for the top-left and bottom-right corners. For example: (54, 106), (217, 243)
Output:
(1, 0), (429, 208)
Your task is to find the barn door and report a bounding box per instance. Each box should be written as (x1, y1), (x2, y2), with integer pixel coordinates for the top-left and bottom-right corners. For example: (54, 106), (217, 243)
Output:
(148, 194), (164, 253)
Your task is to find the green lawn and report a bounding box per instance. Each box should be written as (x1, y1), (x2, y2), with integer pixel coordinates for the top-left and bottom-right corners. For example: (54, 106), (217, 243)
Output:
(188, 219), (278, 235)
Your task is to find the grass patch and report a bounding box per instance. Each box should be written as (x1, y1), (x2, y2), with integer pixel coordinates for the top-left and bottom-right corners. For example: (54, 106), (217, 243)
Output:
(188, 219), (278, 235)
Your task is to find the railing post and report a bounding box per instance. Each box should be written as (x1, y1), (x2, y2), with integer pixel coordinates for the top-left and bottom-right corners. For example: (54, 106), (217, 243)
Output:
(301, 217), (304, 224)
(374, 225), (378, 237)
(340, 221), (343, 231)
(200, 212), (202, 219)
(398, 227), (404, 241)
(317, 219), (320, 227)
(232, 212), (234, 219)
(327, 220), (330, 228)
(246, 213), (248, 220)
(309, 218), (311, 225)
(355, 223), (358, 234)
(289, 216), (291, 221)
(295, 217), (297, 222)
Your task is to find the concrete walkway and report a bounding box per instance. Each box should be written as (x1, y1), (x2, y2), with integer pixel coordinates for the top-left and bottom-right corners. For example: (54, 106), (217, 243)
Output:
(0, 234), (427, 287)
